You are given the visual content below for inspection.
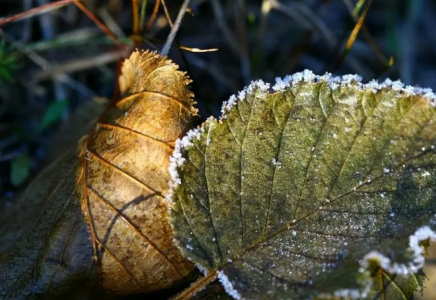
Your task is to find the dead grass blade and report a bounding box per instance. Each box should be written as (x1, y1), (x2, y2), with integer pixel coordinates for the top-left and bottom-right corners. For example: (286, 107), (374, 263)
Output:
(0, 0), (82, 27)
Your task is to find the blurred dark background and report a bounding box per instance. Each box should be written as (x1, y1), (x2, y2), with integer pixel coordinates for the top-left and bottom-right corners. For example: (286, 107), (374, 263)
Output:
(1, 1), (436, 299)
(0, 0), (435, 199)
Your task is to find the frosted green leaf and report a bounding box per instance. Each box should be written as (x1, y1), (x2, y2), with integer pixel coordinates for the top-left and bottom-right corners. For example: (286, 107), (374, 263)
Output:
(169, 70), (436, 299)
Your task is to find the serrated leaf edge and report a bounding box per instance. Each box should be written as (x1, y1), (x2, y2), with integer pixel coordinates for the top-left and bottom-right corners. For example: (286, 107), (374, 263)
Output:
(167, 70), (436, 300)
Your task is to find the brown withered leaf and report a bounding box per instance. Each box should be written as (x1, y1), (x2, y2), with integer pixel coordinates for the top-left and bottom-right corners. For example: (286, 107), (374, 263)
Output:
(77, 49), (198, 294)
(0, 99), (106, 299)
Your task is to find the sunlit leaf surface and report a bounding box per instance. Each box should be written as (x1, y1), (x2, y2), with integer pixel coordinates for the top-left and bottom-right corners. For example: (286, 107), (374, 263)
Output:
(170, 71), (436, 299)
(77, 50), (197, 294)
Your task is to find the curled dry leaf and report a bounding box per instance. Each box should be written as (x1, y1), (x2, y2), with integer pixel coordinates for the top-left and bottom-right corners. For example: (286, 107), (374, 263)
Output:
(170, 71), (436, 299)
(77, 50), (197, 294)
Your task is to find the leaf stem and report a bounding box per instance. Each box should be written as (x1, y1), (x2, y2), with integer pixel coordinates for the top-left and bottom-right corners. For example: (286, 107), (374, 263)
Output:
(171, 270), (218, 300)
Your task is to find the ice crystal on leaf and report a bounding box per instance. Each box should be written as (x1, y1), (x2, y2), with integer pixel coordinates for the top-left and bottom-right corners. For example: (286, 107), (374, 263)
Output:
(169, 71), (436, 299)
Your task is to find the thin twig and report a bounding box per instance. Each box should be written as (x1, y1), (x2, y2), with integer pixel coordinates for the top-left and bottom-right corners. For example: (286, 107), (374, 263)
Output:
(146, 0), (160, 28)
(139, 0), (147, 32)
(211, 0), (239, 55)
(345, 0), (373, 50)
(270, 0), (369, 77)
(342, 0), (386, 64)
(0, 29), (97, 98)
(333, 0), (374, 70)
(73, 1), (121, 46)
(161, 0), (191, 56)
(171, 270), (218, 300)
(178, 46), (218, 52)
(352, 0), (366, 18)
(97, 7), (125, 39)
(160, 0), (174, 27)
(0, 0), (81, 27)
(34, 49), (129, 81)
(132, 0), (139, 34)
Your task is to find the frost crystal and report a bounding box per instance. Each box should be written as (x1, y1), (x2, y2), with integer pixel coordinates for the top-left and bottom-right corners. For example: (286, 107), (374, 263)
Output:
(273, 75), (292, 91)
(221, 80), (270, 118)
(361, 225), (436, 275)
(221, 95), (237, 117)
(341, 74), (362, 85)
(218, 271), (242, 300)
(334, 288), (366, 300)
(167, 123), (208, 203)
(233, 70), (436, 119)
(302, 69), (316, 82)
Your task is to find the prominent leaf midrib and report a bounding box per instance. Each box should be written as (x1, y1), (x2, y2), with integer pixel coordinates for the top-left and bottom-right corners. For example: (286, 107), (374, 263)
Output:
(116, 89), (194, 113)
(86, 150), (164, 197)
(289, 96), (436, 237)
(173, 79), (436, 298)
(263, 95), (295, 237)
(97, 122), (174, 150)
(323, 91), (369, 200)
(202, 95), (436, 269)
(94, 237), (142, 288)
(142, 64), (174, 89)
(204, 123), (224, 263)
(86, 187), (183, 278)
(359, 97), (429, 185)
(313, 209), (436, 216)
(239, 94), (254, 249)
(221, 158), (434, 268)
(294, 228), (385, 239)
(292, 84), (330, 219)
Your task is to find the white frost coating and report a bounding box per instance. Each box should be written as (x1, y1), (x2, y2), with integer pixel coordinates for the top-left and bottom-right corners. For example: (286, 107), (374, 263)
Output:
(218, 271), (242, 300)
(221, 94), (237, 117)
(302, 69), (316, 82)
(273, 74), (292, 91)
(166, 122), (209, 203)
(341, 74), (362, 85)
(273, 70), (436, 104)
(168, 138), (184, 189)
(333, 225), (436, 299)
(221, 79), (271, 117)
(360, 225), (436, 275)
(367, 79), (379, 93)
(166, 70), (436, 298)
(223, 70), (436, 120)
(334, 288), (367, 300)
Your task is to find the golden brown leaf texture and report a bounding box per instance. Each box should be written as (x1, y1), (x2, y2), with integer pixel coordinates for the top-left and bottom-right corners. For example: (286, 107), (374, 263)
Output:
(77, 50), (197, 294)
